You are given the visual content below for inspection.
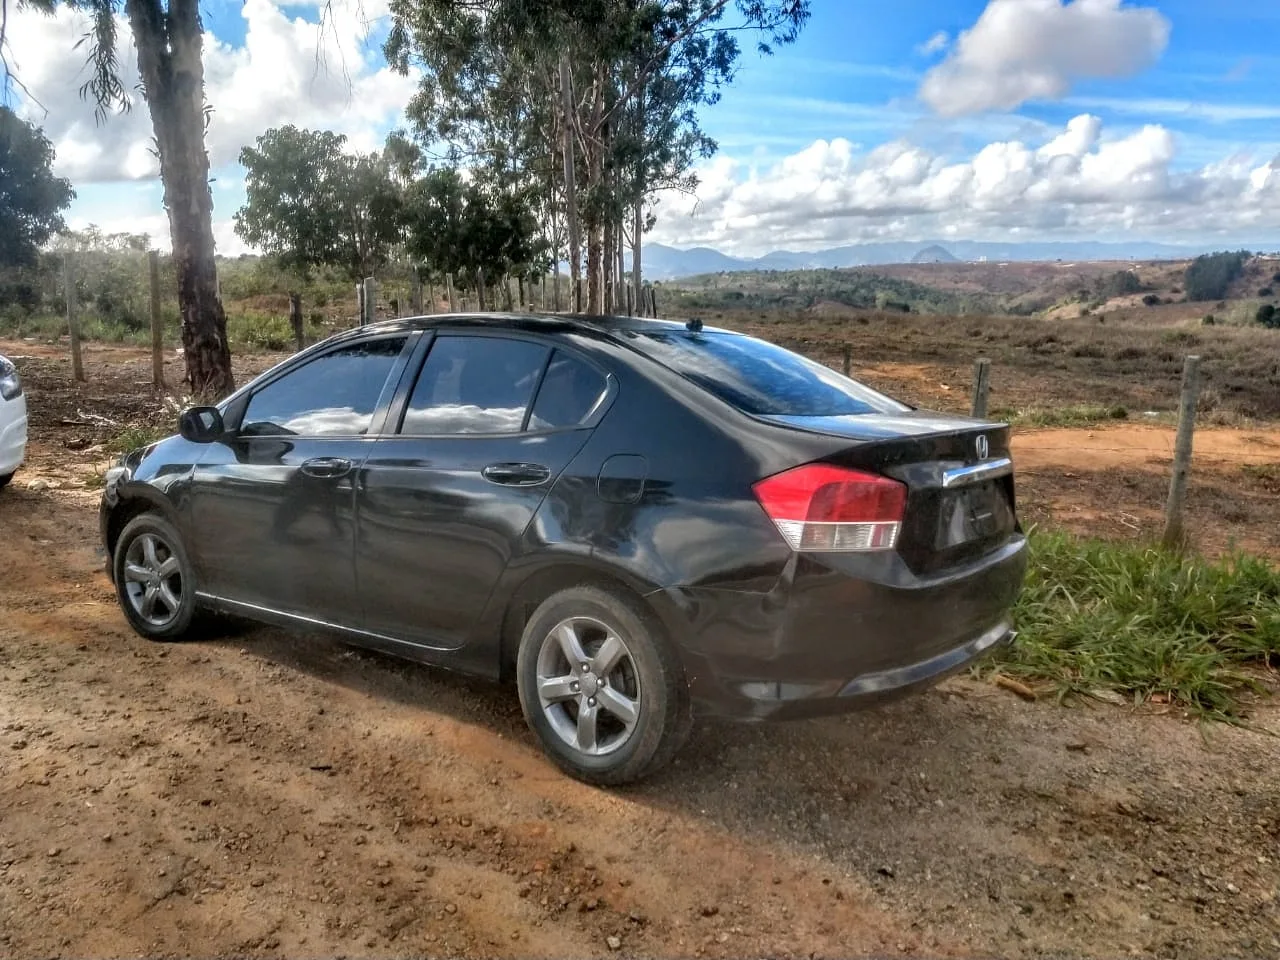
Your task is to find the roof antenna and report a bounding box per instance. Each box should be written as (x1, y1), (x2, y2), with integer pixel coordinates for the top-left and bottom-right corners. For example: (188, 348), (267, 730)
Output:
(685, 318), (703, 332)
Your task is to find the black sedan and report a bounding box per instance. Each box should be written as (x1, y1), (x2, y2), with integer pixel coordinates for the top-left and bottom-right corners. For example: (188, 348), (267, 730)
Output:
(101, 313), (1026, 784)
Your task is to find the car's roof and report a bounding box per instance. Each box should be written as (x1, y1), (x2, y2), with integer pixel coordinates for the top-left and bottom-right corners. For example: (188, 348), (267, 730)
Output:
(332, 312), (736, 343)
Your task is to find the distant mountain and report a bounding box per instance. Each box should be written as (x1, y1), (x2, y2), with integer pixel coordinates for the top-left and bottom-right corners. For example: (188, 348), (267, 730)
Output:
(912, 244), (958, 264)
(631, 239), (1251, 280)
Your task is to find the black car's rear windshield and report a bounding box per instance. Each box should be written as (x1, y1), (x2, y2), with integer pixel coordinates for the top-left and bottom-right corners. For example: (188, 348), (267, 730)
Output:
(627, 330), (910, 417)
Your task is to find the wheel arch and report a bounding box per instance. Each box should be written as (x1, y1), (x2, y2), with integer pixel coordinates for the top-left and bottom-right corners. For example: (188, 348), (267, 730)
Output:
(493, 558), (672, 683)
(104, 486), (183, 574)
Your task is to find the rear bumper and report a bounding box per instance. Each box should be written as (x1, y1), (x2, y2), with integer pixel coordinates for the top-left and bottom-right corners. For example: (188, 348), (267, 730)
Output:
(0, 395), (27, 477)
(651, 534), (1028, 721)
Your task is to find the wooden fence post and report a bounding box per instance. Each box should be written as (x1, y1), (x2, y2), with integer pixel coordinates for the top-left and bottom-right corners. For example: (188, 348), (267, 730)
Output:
(65, 254), (84, 382)
(356, 283), (365, 327)
(971, 358), (992, 419)
(410, 266), (423, 315)
(1163, 355), (1202, 549)
(626, 284), (633, 316)
(842, 345), (852, 377)
(650, 285), (659, 318)
(445, 273), (456, 312)
(361, 277), (376, 326)
(475, 267), (487, 311)
(148, 250), (164, 389)
(288, 293), (304, 351)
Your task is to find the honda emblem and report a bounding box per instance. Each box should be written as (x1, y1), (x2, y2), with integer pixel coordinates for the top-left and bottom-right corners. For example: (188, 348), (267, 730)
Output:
(975, 434), (989, 460)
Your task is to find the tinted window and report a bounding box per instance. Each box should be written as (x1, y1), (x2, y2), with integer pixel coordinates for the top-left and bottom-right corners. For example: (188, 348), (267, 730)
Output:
(528, 351), (608, 430)
(400, 336), (549, 435)
(630, 331), (909, 417)
(241, 338), (407, 437)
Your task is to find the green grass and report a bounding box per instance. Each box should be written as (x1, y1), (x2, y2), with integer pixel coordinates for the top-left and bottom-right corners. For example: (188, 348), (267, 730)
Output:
(996, 531), (1280, 719)
(106, 423), (173, 454)
(992, 404), (1130, 428)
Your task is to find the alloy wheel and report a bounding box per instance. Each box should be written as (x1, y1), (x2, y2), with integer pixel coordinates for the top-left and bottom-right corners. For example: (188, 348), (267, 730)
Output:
(535, 616), (642, 756)
(122, 532), (185, 629)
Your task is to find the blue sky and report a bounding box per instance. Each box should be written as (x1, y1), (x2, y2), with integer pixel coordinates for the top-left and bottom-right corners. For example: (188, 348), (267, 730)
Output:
(11, 0), (1280, 255)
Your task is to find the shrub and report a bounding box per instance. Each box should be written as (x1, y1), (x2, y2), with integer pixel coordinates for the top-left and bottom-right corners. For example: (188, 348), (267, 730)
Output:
(1141, 293), (1161, 306)
(1258, 304), (1280, 329)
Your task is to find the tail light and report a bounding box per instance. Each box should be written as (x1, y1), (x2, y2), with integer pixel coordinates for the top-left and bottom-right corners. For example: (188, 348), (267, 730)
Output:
(753, 463), (906, 552)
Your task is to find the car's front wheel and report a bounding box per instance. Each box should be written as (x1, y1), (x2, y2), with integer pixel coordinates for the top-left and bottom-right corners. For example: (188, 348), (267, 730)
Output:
(112, 512), (198, 641)
(516, 584), (692, 786)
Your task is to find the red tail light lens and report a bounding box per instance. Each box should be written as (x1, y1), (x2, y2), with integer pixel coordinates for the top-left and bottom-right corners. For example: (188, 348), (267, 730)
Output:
(752, 463), (907, 552)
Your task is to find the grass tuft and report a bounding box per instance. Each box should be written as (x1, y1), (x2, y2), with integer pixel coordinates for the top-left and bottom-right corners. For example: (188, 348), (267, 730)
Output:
(107, 423), (172, 454)
(992, 404), (1130, 428)
(995, 531), (1280, 720)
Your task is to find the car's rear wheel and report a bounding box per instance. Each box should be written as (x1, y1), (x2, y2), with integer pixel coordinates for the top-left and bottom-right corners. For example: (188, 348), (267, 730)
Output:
(516, 585), (691, 786)
(112, 513), (198, 641)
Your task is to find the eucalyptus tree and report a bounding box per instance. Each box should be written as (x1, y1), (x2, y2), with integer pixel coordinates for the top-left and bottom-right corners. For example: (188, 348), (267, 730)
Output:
(384, 0), (809, 315)
(6, 0), (234, 395)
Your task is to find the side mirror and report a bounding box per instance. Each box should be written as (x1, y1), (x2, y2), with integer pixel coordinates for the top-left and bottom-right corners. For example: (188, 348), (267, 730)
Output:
(178, 405), (226, 444)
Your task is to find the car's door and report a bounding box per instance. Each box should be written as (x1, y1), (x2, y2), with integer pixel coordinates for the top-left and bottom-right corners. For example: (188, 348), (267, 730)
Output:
(356, 331), (612, 651)
(186, 333), (415, 624)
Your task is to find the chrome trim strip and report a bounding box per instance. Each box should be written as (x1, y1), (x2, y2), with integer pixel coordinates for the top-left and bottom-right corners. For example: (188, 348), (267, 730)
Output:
(941, 457), (1013, 489)
(194, 592), (450, 652)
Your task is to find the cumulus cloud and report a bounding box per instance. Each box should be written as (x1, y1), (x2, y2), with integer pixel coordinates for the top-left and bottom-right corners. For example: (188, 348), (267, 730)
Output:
(919, 0), (1171, 117)
(6, 0), (415, 183)
(649, 115), (1280, 254)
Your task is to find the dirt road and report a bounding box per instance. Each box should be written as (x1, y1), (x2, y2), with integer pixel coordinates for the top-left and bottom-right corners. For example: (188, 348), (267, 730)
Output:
(2, 340), (1279, 958)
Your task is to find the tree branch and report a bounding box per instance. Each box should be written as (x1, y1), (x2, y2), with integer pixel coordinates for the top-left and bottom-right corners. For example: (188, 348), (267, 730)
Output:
(597, 0), (731, 130)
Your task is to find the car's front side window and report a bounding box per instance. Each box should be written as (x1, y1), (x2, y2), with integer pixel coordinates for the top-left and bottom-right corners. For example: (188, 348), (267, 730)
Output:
(240, 338), (408, 437)
(399, 335), (550, 435)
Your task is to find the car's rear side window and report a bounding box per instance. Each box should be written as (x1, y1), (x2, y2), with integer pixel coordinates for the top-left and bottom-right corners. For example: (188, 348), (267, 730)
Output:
(400, 335), (549, 435)
(629, 331), (909, 417)
(528, 351), (607, 430)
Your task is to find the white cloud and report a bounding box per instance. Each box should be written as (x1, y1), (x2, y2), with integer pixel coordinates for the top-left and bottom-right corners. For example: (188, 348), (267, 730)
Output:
(7, 0), (415, 183)
(917, 31), (950, 56)
(919, 0), (1171, 117)
(649, 115), (1280, 255)
(1066, 96), (1280, 123)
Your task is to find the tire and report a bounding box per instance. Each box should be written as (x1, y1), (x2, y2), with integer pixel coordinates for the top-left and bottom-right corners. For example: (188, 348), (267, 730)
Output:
(112, 512), (198, 642)
(516, 584), (692, 786)
(0, 472), (12, 489)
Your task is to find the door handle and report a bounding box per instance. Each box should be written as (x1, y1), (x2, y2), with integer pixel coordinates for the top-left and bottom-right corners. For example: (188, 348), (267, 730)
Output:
(482, 462), (551, 486)
(300, 457), (353, 479)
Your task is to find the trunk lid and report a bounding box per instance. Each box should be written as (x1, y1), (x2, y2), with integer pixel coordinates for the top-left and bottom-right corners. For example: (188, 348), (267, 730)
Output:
(762, 412), (1019, 573)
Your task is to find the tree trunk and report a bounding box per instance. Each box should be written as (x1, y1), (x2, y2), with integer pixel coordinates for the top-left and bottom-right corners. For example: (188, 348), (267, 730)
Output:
(603, 204), (615, 315)
(632, 195), (643, 321)
(126, 0), (233, 399)
(475, 267), (486, 311)
(558, 56), (581, 313)
(615, 221), (625, 314)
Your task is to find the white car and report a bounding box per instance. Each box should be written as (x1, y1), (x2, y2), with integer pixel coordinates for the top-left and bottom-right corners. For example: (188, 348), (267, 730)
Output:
(0, 355), (28, 489)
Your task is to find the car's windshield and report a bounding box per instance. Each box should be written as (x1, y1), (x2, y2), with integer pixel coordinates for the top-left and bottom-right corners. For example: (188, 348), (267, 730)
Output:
(626, 330), (910, 417)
